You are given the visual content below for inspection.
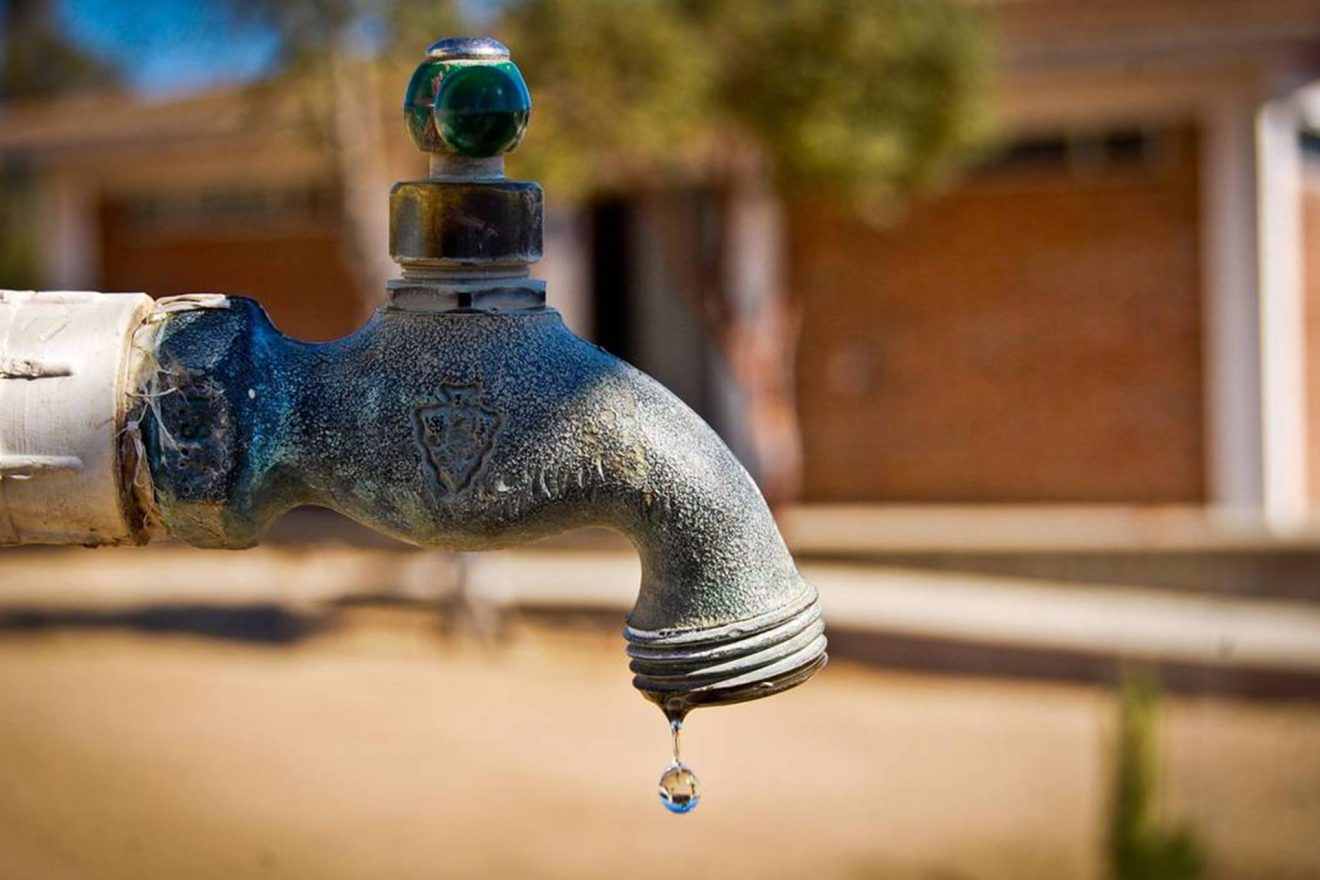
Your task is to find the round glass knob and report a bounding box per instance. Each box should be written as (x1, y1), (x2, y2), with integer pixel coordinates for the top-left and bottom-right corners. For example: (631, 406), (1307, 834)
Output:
(433, 64), (530, 158)
(403, 37), (531, 158)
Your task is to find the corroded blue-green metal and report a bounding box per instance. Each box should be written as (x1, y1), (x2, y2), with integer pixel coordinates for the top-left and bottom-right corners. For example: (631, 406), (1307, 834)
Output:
(140, 297), (825, 713)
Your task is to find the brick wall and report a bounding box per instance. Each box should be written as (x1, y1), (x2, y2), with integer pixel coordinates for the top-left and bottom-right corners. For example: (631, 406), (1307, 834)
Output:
(98, 186), (362, 342)
(791, 128), (1205, 503)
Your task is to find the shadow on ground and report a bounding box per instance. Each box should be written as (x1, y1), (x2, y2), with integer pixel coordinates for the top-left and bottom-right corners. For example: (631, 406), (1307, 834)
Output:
(0, 603), (324, 644)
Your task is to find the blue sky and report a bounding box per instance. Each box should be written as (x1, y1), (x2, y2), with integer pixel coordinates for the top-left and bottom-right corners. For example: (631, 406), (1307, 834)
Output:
(47, 0), (504, 98)
(47, 0), (503, 99)
(57, 0), (283, 98)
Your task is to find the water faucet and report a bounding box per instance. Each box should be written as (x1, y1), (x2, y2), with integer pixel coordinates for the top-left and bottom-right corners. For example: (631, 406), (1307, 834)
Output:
(0, 38), (826, 717)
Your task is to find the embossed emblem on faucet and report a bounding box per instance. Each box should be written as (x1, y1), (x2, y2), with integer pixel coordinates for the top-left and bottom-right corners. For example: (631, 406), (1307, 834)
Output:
(413, 384), (502, 494)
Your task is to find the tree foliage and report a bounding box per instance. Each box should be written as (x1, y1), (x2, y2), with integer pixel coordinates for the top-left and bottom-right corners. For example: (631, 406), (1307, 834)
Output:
(24, 0), (989, 212)
(0, 0), (121, 99)
(689, 0), (991, 206)
(487, 0), (991, 209)
(493, 0), (712, 196)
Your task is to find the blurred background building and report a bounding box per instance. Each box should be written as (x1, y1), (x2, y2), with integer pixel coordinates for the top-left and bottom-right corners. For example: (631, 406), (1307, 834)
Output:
(4, 2), (1320, 879)
(4, 0), (1320, 527)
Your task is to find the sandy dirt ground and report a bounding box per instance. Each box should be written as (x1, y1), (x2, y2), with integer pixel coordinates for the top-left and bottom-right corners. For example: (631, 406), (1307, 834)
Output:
(0, 610), (1317, 880)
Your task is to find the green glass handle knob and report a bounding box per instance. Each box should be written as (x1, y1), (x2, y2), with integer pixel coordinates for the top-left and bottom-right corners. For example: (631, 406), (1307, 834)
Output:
(403, 37), (531, 159)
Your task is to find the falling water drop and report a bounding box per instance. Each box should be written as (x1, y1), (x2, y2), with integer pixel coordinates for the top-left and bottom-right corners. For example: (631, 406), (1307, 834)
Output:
(658, 763), (700, 814)
(657, 717), (701, 814)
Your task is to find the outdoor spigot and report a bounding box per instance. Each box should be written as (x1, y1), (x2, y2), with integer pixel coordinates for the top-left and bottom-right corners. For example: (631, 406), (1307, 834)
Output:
(0, 38), (826, 715)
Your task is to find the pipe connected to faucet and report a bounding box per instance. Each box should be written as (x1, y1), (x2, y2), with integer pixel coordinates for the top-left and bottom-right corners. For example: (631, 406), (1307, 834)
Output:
(0, 37), (826, 716)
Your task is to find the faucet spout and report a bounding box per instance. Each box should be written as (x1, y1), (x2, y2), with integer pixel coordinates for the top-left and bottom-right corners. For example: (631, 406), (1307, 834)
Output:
(140, 295), (826, 712)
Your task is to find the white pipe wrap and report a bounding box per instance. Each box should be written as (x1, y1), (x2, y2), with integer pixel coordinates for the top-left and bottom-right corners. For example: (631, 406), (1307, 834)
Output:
(0, 290), (154, 545)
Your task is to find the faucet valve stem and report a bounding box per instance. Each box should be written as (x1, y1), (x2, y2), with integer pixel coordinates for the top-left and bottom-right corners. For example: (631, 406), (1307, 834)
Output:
(389, 37), (543, 312)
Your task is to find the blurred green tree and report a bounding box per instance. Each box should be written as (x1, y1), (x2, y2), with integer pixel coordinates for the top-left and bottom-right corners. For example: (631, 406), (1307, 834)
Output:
(494, 0), (713, 196)
(1, 0), (121, 99)
(689, 0), (990, 208)
(209, 0), (463, 308)
(0, 0), (123, 289)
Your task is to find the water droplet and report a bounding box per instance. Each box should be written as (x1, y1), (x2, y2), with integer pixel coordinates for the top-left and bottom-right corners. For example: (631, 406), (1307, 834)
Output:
(657, 716), (701, 813)
(658, 762), (701, 814)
